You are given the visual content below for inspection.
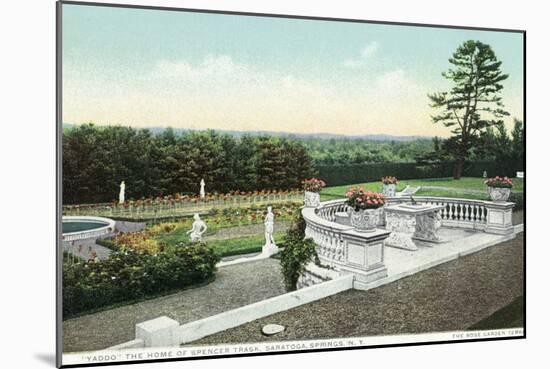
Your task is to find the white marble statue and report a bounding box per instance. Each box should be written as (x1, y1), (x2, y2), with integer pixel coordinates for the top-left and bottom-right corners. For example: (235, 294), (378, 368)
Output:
(262, 206), (279, 256)
(396, 185), (420, 197)
(119, 181), (126, 204)
(200, 178), (206, 199)
(264, 206), (275, 246)
(186, 213), (207, 242)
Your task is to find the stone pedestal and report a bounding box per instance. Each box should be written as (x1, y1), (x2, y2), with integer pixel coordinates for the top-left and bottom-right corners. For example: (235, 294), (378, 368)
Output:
(339, 228), (390, 283)
(384, 204), (445, 251)
(485, 201), (515, 235)
(304, 191), (321, 207)
(262, 243), (279, 256)
(136, 316), (179, 347)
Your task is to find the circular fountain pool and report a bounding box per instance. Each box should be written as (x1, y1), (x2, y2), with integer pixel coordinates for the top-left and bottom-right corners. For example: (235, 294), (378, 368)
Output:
(62, 216), (116, 241)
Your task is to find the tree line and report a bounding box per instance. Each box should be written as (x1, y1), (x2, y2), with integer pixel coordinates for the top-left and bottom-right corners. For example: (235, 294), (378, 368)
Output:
(62, 124), (316, 204)
(417, 119), (524, 173)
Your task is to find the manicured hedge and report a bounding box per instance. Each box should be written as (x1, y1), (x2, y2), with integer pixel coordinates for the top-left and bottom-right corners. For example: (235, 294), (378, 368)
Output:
(316, 161), (523, 186)
(62, 244), (220, 317)
(316, 162), (453, 186)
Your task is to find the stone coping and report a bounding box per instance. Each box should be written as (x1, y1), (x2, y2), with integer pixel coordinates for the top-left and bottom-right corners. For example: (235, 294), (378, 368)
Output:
(385, 203), (445, 215)
(62, 215), (116, 241)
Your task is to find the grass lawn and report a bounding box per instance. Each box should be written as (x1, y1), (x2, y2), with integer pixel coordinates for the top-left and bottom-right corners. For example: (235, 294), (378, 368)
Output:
(207, 232), (286, 257)
(320, 177), (524, 201)
(156, 223), (286, 257)
(468, 296), (524, 330)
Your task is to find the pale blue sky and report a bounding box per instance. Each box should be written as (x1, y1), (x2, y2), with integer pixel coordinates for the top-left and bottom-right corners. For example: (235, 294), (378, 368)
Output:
(62, 4), (524, 136)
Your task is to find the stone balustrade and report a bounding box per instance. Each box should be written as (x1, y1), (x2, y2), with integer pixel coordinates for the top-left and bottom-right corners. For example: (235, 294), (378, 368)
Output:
(385, 196), (515, 234)
(302, 201), (390, 284)
(302, 196), (515, 284)
(312, 196), (515, 235)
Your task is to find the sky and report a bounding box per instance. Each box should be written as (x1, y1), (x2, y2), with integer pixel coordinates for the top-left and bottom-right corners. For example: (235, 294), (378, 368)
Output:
(62, 4), (524, 137)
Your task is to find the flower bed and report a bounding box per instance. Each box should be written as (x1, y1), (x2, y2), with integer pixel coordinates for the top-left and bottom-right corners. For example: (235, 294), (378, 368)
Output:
(62, 189), (303, 220)
(62, 244), (219, 317)
(101, 203), (300, 255)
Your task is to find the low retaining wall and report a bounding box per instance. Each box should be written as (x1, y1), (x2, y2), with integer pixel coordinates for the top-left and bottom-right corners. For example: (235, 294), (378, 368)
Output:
(110, 274), (354, 349)
(297, 262), (339, 289)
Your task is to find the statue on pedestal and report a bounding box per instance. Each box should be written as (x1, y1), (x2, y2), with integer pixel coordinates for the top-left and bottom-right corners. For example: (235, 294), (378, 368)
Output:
(200, 178), (206, 199)
(187, 213), (207, 242)
(262, 206), (279, 256)
(119, 181), (126, 204)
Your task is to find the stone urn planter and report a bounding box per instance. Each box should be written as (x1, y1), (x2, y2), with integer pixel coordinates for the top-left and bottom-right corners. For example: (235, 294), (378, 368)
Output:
(304, 190), (321, 208)
(488, 187), (511, 202)
(350, 208), (379, 232)
(485, 177), (513, 202)
(382, 183), (396, 197)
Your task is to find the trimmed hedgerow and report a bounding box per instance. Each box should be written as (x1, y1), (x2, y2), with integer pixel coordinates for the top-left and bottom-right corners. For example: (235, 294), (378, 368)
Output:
(62, 243), (220, 318)
(316, 160), (523, 187)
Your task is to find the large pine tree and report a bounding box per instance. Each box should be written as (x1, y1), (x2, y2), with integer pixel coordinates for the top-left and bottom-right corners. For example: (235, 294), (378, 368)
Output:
(429, 40), (509, 179)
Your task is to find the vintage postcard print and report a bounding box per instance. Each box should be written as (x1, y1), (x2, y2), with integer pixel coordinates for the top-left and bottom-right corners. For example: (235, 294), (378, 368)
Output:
(57, 1), (525, 367)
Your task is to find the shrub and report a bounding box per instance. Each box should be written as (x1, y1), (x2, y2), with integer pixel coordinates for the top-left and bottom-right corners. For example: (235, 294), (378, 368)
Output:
(509, 191), (524, 211)
(279, 209), (318, 291)
(62, 243), (220, 317)
(95, 237), (119, 251)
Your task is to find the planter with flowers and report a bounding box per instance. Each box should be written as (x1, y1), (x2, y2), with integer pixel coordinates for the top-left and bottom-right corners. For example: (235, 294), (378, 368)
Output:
(381, 176), (398, 197)
(485, 176), (513, 202)
(302, 178), (326, 208)
(346, 187), (385, 232)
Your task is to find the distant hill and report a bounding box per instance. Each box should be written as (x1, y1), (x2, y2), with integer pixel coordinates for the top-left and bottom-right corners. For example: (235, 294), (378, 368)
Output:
(62, 123), (433, 142)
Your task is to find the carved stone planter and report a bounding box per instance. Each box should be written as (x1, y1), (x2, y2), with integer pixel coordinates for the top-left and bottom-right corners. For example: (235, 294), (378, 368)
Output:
(304, 191), (321, 207)
(382, 183), (396, 197)
(350, 208), (379, 232)
(488, 187), (511, 202)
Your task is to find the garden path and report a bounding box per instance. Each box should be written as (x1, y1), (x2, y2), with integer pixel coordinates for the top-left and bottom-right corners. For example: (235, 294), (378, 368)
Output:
(63, 257), (285, 352)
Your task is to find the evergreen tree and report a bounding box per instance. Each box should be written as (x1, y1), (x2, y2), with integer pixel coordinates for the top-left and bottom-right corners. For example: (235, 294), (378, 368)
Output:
(429, 40), (509, 179)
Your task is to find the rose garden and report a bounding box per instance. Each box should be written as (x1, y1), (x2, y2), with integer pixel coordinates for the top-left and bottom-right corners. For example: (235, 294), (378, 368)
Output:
(59, 39), (525, 358)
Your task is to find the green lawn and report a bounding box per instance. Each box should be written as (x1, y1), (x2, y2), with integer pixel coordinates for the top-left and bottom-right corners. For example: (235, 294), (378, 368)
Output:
(320, 177), (524, 201)
(156, 223), (286, 257)
(207, 232), (285, 257)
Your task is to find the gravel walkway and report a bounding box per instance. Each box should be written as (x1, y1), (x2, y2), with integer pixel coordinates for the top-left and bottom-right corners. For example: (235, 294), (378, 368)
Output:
(63, 258), (285, 352)
(191, 234), (524, 346)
